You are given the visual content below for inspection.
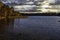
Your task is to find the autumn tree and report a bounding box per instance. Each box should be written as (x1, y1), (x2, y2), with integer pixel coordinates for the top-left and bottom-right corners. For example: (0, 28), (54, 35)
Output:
(0, 0), (3, 8)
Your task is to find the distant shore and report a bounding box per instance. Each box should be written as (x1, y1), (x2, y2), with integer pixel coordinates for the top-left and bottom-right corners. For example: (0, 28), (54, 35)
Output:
(21, 13), (59, 16)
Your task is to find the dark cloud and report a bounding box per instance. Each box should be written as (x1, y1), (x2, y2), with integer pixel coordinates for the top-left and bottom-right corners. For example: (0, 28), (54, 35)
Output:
(2, 0), (60, 4)
(2, 0), (6, 2)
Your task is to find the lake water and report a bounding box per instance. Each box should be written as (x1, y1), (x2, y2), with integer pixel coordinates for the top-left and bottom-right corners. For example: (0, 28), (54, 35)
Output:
(0, 16), (60, 40)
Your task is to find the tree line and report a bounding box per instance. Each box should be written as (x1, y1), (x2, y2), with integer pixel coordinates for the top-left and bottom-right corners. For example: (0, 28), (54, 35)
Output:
(0, 1), (21, 17)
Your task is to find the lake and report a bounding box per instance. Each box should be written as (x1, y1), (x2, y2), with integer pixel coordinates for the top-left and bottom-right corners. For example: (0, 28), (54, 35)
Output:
(0, 16), (60, 40)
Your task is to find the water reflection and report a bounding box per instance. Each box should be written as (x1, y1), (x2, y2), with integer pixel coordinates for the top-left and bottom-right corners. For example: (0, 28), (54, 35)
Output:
(0, 16), (60, 40)
(0, 18), (15, 40)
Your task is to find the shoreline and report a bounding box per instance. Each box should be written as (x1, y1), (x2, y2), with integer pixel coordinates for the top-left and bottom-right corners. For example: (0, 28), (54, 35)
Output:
(0, 13), (60, 19)
(0, 16), (28, 19)
(21, 13), (59, 16)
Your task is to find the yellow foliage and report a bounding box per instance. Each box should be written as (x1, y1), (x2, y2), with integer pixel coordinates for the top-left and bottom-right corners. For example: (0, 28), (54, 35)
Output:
(0, 1), (3, 8)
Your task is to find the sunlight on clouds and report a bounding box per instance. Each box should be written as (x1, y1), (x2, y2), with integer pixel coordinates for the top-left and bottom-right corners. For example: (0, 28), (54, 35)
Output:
(25, 1), (34, 4)
(26, 0), (29, 1)
(48, 0), (55, 3)
(34, 0), (38, 1)
(13, 5), (36, 11)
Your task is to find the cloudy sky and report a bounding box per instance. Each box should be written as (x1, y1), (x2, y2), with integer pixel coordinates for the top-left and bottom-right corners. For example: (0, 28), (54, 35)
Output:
(2, 0), (42, 1)
(2, 0), (60, 4)
(2, 0), (44, 3)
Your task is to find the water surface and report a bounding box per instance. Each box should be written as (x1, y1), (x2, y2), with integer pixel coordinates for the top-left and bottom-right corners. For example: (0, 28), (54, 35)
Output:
(0, 16), (60, 40)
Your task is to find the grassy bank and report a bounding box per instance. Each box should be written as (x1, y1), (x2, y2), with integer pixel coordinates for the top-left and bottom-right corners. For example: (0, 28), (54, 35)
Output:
(8, 16), (28, 18)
